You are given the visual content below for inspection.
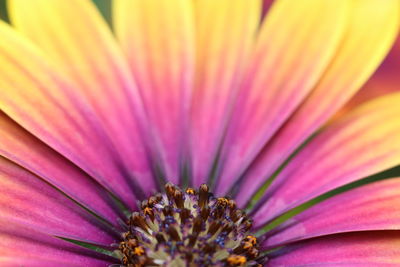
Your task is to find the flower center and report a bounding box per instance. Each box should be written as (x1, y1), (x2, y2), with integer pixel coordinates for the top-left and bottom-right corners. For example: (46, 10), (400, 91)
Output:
(118, 183), (263, 266)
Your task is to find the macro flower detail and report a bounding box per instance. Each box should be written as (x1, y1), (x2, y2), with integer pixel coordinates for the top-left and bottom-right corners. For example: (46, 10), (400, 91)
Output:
(119, 183), (261, 266)
(0, 0), (400, 266)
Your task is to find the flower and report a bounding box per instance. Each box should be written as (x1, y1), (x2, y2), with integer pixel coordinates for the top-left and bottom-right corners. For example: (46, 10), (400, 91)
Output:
(338, 33), (400, 115)
(0, 0), (399, 266)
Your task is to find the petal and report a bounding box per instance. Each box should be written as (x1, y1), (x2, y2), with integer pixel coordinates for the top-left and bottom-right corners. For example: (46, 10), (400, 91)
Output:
(0, 157), (116, 244)
(264, 178), (400, 248)
(267, 231), (400, 266)
(0, 21), (139, 207)
(339, 34), (400, 114)
(8, 0), (155, 194)
(252, 92), (400, 227)
(216, 0), (349, 194)
(113, 0), (195, 183)
(0, 219), (114, 266)
(189, 0), (261, 186)
(0, 112), (121, 224)
(236, 0), (400, 205)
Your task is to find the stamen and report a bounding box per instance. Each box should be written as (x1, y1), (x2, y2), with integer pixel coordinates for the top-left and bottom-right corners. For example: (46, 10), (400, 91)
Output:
(118, 183), (264, 266)
(186, 188), (196, 195)
(227, 255), (247, 266)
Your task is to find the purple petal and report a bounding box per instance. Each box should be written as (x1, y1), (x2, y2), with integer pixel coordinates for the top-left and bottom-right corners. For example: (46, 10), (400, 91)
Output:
(264, 178), (400, 249)
(0, 112), (121, 224)
(0, 219), (115, 266)
(0, 157), (117, 244)
(9, 0), (156, 194)
(235, 0), (399, 206)
(0, 21), (145, 207)
(252, 93), (400, 227)
(267, 231), (400, 266)
(215, 0), (348, 194)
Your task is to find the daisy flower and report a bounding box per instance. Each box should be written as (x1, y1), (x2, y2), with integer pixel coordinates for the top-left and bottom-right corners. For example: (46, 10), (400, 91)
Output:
(0, 0), (399, 266)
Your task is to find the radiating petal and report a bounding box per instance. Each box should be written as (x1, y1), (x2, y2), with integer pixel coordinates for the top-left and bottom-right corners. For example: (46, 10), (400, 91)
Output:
(252, 92), (400, 227)
(0, 157), (116, 244)
(8, 0), (155, 194)
(236, 0), (399, 205)
(0, 112), (121, 224)
(0, 219), (114, 266)
(265, 178), (400, 248)
(339, 34), (400, 115)
(189, 0), (261, 186)
(216, 0), (349, 194)
(0, 258), (104, 267)
(113, 0), (195, 183)
(267, 231), (400, 266)
(0, 21), (140, 207)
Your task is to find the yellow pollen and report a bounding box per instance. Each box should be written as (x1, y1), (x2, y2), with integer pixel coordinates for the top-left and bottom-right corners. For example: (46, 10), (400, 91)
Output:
(143, 207), (153, 216)
(243, 241), (253, 250)
(245, 235), (257, 245)
(227, 255), (247, 266)
(186, 188), (195, 194)
(133, 246), (145, 256)
(217, 197), (229, 206)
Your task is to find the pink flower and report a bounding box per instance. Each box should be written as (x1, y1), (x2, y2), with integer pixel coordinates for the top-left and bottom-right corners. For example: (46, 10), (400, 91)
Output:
(0, 0), (399, 266)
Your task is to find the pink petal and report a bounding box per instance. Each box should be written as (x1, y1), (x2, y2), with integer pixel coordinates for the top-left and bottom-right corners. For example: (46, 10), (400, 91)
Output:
(0, 112), (121, 224)
(264, 178), (400, 248)
(0, 219), (114, 266)
(216, 0), (348, 194)
(252, 92), (400, 227)
(0, 157), (116, 245)
(0, 21), (142, 207)
(188, 0), (261, 186)
(9, 0), (156, 195)
(113, 0), (195, 183)
(340, 34), (400, 114)
(267, 231), (400, 266)
(236, 0), (400, 205)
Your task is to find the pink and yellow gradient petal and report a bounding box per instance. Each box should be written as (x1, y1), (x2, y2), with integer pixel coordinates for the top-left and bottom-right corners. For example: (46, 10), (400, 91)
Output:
(237, 0), (400, 205)
(113, 0), (195, 183)
(0, 21), (138, 208)
(340, 34), (400, 115)
(0, 157), (116, 245)
(267, 231), (400, 266)
(0, 220), (114, 266)
(8, 0), (155, 193)
(264, 178), (400, 249)
(189, 0), (261, 186)
(252, 92), (400, 227)
(0, 112), (120, 224)
(216, 0), (349, 194)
